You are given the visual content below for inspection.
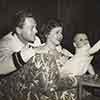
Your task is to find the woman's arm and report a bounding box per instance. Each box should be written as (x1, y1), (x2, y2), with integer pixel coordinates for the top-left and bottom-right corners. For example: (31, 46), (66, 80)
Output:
(62, 48), (73, 57)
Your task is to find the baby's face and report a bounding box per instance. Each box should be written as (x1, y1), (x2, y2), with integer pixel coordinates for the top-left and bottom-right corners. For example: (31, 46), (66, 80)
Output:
(74, 34), (90, 48)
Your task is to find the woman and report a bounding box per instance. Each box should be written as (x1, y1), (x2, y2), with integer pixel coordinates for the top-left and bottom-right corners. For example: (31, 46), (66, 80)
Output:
(34, 19), (64, 90)
(33, 19), (76, 100)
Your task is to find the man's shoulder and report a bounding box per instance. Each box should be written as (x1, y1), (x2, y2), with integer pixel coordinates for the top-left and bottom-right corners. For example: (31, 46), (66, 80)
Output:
(0, 32), (13, 41)
(0, 32), (15, 46)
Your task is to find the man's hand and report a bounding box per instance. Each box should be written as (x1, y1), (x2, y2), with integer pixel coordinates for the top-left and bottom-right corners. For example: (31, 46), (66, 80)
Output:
(20, 44), (36, 62)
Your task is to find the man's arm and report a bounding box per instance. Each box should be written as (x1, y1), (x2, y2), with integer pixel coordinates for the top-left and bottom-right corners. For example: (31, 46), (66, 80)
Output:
(0, 47), (17, 75)
(0, 43), (36, 75)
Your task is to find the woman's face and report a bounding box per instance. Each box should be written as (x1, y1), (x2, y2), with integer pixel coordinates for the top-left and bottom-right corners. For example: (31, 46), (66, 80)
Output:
(47, 26), (63, 46)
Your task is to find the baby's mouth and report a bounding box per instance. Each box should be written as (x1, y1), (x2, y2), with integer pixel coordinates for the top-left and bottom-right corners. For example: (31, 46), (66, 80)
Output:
(84, 42), (89, 45)
(58, 37), (63, 42)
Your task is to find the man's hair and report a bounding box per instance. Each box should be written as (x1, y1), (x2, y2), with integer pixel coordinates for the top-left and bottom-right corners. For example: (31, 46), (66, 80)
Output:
(39, 19), (63, 43)
(13, 9), (35, 29)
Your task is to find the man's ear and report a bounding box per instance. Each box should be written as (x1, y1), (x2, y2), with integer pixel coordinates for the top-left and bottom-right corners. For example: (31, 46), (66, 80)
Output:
(73, 42), (77, 47)
(45, 34), (48, 38)
(16, 27), (21, 34)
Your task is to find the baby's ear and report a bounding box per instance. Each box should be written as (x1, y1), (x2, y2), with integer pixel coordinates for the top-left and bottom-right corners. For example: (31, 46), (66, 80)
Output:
(73, 42), (77, 47)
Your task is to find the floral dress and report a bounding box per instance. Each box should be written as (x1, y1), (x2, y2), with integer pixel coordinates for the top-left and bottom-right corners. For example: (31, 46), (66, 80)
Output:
(33, 51), (77, 100)
(0, 57), (41, 100)
(33, 53), (60, 97)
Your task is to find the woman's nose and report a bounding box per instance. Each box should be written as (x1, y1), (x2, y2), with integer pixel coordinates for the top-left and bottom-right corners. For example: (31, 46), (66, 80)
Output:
(60, 34), (63, 40)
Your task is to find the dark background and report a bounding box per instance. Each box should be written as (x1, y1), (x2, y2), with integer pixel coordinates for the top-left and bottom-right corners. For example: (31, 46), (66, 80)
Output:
(0, 0), (100, 73)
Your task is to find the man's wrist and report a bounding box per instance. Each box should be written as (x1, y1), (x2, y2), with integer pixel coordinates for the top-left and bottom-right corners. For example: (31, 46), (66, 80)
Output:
(12, 51), (26, 69)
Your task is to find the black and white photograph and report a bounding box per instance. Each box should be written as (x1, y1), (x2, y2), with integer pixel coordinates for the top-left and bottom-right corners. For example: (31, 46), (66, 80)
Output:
(0, 0), (100, 100)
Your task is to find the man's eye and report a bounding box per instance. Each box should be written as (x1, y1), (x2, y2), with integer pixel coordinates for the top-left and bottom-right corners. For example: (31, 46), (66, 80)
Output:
(85, 39), (88, 40)
(32, 26), (35, 29)
(56, 31), (59, 34)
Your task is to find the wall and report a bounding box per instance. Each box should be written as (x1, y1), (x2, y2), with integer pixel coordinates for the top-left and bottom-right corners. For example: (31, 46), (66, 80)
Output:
(0, 0), (58, 37)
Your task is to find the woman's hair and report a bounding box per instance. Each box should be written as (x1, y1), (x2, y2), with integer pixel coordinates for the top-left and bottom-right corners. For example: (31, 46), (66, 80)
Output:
(39, 19), (63, 43)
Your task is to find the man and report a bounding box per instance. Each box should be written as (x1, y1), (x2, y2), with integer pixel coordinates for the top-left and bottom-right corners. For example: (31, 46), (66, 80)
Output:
(0, 9), (41, 75)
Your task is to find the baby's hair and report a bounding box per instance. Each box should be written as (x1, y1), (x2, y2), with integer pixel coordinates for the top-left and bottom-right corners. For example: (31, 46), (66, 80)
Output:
(73, 32), (88, 42)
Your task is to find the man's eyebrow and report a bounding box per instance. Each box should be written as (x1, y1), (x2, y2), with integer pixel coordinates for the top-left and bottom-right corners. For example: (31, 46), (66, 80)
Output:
(33, 23), (37, 26)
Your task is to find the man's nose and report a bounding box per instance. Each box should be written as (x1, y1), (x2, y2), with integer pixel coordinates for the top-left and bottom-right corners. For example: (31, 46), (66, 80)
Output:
(34, 28), (38, 34)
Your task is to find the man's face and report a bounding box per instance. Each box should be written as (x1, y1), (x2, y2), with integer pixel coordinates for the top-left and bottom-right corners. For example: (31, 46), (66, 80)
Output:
(19, 17), (38, 43)
(74, 34), (90, 48)
(48, 26), (63, 46)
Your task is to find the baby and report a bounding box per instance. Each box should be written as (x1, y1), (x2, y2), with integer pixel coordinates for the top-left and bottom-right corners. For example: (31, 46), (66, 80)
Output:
(60, 33), (100, 78)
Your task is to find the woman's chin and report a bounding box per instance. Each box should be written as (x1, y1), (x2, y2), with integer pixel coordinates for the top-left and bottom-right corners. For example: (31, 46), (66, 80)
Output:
(55, 41), (60, 46)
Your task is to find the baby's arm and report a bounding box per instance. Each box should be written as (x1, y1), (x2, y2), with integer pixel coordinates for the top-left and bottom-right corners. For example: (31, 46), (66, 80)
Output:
(88, 64), (95, 75)
(89, 40), (100, 55)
